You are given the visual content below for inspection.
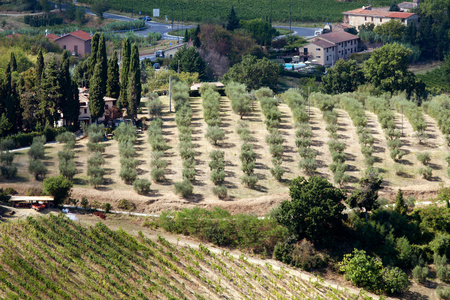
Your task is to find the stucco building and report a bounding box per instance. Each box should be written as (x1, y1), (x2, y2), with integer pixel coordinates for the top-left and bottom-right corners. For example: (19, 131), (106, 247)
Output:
(342, 6), (419, 29)
(78, 88), (118, 124)
(53, 30), (91, 56)
(301, 31), (359, 66)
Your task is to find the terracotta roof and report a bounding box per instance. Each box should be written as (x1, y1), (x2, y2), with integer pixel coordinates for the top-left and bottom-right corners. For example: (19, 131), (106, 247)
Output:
(386, 12), (415, 18)
(311, 39), (336, 49)
(319, 31), (359, 44)
(46, 33), (59, 41)
(342, 8), (391, 17)
(57, 30), (91, 41)
(6, 33), (21, 38)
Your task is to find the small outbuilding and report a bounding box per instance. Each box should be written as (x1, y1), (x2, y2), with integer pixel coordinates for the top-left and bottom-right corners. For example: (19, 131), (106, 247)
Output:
(9, 196), (55, 208)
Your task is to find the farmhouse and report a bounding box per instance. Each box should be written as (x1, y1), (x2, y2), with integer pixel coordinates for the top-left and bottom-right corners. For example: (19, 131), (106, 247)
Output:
(78, 88), (118, 124)
(342, 5), (419, 29)
(52, 30), (92, 56)
(301, 31), (359, 66)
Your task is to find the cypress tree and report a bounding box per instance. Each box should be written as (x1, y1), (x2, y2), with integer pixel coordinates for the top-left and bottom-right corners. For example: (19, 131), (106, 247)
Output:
(37, 58), (62, 126)
(2, 62), (19, 134)
(394, 189), (407, 215)
(118, 38), (131, 109)
(106, 51), (120, 99)
(97, 34), (108, 97)
(193, 25), (201, 48)
(10, 52), (17, 72)
(88, 33), (100, 83)
(60, 51), (80, 126)
(36, 49), (44, 84)
(89, 62), (105, 122)
(127, 43), (141, 118)
(226, 6), (240, 31)
(184, 29), (189, 43)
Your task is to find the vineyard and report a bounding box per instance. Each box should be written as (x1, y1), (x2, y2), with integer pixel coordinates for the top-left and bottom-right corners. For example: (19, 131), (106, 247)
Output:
(0, 214), (381, 299)
(79, 0), (392, 23)
(1, 88), (450, 213)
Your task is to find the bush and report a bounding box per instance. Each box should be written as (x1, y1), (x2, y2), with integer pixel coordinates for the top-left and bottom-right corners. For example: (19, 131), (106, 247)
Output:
(298, 158), (317, 175)
(205, 126), (225, 145)
(270, 163), (285, 181)
(150, 158), (168, 169)
(56, 132), (76, 149)
(28, 140), (45, 160)
(117, 198), (136, 211)
(86, 142), (106, 153)
(174, 179), (193, 197)
(43, 175), (73, 205)
(59, 159), (76, 180)
(382, 267), (410, 294)
(88, 152), (105, 167)
(212, 185), (227, 199)
(120, 167), (137, 184)
(290, 239), (326, 271)
(89, 175), (104, 188)
(151, 168), (165, 182)
(269, 143), (284, 160)
(211, 169), (226, 185)
(437, 265), (450, 282)
(28, 159), (47, 180)
(182, 167), (196, 181)
(241, 174), (258, 188)
(419, 166), (433, 180)
(437, 286), (450, 299)
(81, 197), (89, 209)
(1, 164), (17, 178)
(120, 157), (138, 169)
(133, 178), (151, 195)
(147, 97), (163, 118)
(417, 152), (431, 165)
(412, 265), (429, 284)
(102, 203), (112, 213)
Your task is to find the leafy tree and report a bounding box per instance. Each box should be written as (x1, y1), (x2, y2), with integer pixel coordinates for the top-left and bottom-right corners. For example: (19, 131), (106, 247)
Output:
(119, 38), (131, 109)
(91, 0), (110, 19)
(28, 158), (47, 180)
(277, 176), (345, 245)
(43, 175), (72, 205)
(169, 46), (206, 79)
(127, 43), (141, 118)
(389, 1), (400, 11)
(223, 55), (280, 90)
(346, 170), (382, 220)
(240, 18), (277, 46)
(374, 20), (406, 41)
(394, 189), (407, 215)
(89, 62), (106, 122)
(226, 6), (240, 31)
(322, 59), (365, 94)
(363, 43), (425, 97)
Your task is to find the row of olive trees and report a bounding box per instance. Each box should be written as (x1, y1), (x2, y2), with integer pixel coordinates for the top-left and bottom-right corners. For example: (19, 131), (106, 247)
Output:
(115, 122), (138, 184)
(56, 132), (77, 180)
(174, 82), (194, 197)
(339, 96), (376, 168)
(366, 96), (404, 162)
(0, 138), (17, 179)
(257, 87), (285, 181)
(311, 93), (350, 187)
(423, 95), (450, 147)
(201, 85), (225, 146)
(148, 118), (169, 183)
(391, 95), (428, 144)
(282, 88), (317, 175)
(86, 124), (106, 188)
(28, 136), (47, 180)
(225, 82), (252, 119)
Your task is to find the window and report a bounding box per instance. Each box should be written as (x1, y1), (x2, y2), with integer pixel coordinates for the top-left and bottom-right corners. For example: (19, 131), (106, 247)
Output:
(74, 45), (78, 54)
(84, 109), (87, 114)
(317, 56), (321, 58)
(105, 104), (109, 110)
(345, 41), (347, 46)
(354, 47), (356, 52)
(371, 17), (374, 21)
(327, 48), (329, 53)
(365, 16), (367, 21)
(380, 18), (383, 22)
(304, 47), (308, 54)
(63, 45), (66, 49)
(327, 56), (329, 61)
(316, 48), (321, 51)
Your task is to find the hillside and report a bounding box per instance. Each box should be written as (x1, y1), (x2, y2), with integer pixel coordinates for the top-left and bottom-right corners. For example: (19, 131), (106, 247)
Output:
(1, 92), (449, 214)
(79, 0), (392, 23)
(0, 213), (383, 299)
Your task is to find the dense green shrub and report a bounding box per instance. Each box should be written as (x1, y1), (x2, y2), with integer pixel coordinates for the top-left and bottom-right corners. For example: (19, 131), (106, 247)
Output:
(437, 286), (450, 299)
(59, 159), (76, 180)
(151, 168), (165, 182)
(205, 126), (225, 145)
(120, 167), (137, 184)
(43, 175), (73, 205)
(117, 198), (137, 210)
(419, 166), (433, 180)
(147, 96), (163, 118)
(225, 82), (251, 119)
(174, 179), (193, 197)
(133, 178), (151, 195)
(241, 174), (258, 188)
(212, 185), (227, 199)
(270, 163), (285, 180)
(412, 265), (429, 284)
(28, 159), (47, 180)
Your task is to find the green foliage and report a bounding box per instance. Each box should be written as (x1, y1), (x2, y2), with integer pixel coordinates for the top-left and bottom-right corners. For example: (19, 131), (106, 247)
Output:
(437, 286), (450, 299)
(28, 158), (47, 180)
(416, 152), (431, 165)
(169, 46), (206, 79)
(419, 166), (433, 180)
(277, 176), (345, 245)
(147, 96), (163, 119)
(119, 167), (137, 184)
(212, 185), (227, 199)
(174, 179), (194, 198)
(395, 189), (408, 215)
(241, 174), (258, 188)
(43, 175), (73, 205)
(225, 82), (251, 119)
(322, 60), (365, 94)
(117, 198), (136, 211)
(205, 126), (225, 145)
(151, 168), (165, 182)
(382, 267), (410, 294)
(102, 202), (112, 213)
(412, 265), (429, 284)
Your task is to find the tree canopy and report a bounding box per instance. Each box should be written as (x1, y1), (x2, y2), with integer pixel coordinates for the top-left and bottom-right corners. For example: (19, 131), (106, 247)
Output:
(321, 59), (365, 94)
(169, 46), (206, 79)
(226, 6), (240, 31)
(239, 18), (277, 46)
(276, 176), (346, 245)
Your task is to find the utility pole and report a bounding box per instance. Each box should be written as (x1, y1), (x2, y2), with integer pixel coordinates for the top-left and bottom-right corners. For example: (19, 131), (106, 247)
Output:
(169, 76), (172, 112)
(401, 106), (404, 137)
(308, 86), (311, 119)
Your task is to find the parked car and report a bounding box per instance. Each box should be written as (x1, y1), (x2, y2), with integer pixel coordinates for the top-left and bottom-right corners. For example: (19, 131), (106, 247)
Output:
(143, 16), (151, 21)
(156, 50), (165, 58)
(32, 203), (46, 211)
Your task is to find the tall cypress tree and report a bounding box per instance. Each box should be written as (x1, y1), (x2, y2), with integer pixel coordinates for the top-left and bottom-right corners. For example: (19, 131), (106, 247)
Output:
(127, 43), (141, 118)
(36, 49), (44, 84)
(87, 33), (100, 83)
(226, 6), (240, 31)
(37, 59), (62, 126)
(89, 62), (105, 122)
(2, 61), (19, 134)
(106, 51), (120, 99)
(60, 51), (80, 126)
(97, 34), (108, 97)
(184, 29), (189, 43)
(118, 38), (131, 109)
(10, 52), (17, 72)
(193, 25), (201, 48)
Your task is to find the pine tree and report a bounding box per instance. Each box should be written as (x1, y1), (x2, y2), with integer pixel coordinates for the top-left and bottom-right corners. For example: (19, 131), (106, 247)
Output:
(226, 6), (240, 31)
(184, 29), (189, 43)
(36, 49), (44, 84)
(106, 51), (120, 99)
(87, 33), (100, 83)
(193, 25), (201, 48)
(127, 43), (141, 118)
(97, 34), (108, 97)
(89, 62), (105, 122)
(118, 38), (131, 109)
(37, 59), (63, 126)
(394, 189), (407, 215)
(10, 52), (17, 72)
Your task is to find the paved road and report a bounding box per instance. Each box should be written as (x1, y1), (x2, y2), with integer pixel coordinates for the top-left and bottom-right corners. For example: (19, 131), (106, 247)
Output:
(274, 26), (320, 38)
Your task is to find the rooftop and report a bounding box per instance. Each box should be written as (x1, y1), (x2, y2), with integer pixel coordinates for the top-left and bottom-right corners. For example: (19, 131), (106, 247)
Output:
(343, 6), (416, 18)
(386, 12), (415, 18)
(311, 39), (336, 49)
(57, 30), (91, 41)
(46, 33), (59, 41)
(319, 31), (359, 44)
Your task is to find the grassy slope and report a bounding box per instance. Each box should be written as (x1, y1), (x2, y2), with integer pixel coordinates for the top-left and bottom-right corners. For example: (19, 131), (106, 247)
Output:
(0, 214), (381, 299)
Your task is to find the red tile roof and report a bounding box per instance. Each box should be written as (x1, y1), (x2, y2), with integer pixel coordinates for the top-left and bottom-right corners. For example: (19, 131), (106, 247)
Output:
(6, 33), (21, 38)
(386, 12), (415, 19)
(311, 39), (336, 49)
(46, 33), (59, 41)
(70, 30), (91, 41)
(319, 31), (359, 44)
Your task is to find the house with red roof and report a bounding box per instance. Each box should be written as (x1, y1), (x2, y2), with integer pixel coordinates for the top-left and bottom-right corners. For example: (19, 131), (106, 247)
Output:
(6, 33), (22, 39)
(342, 5), (419, 29)
(301, 31), (359, 66)
(53, 30), (91, 56)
